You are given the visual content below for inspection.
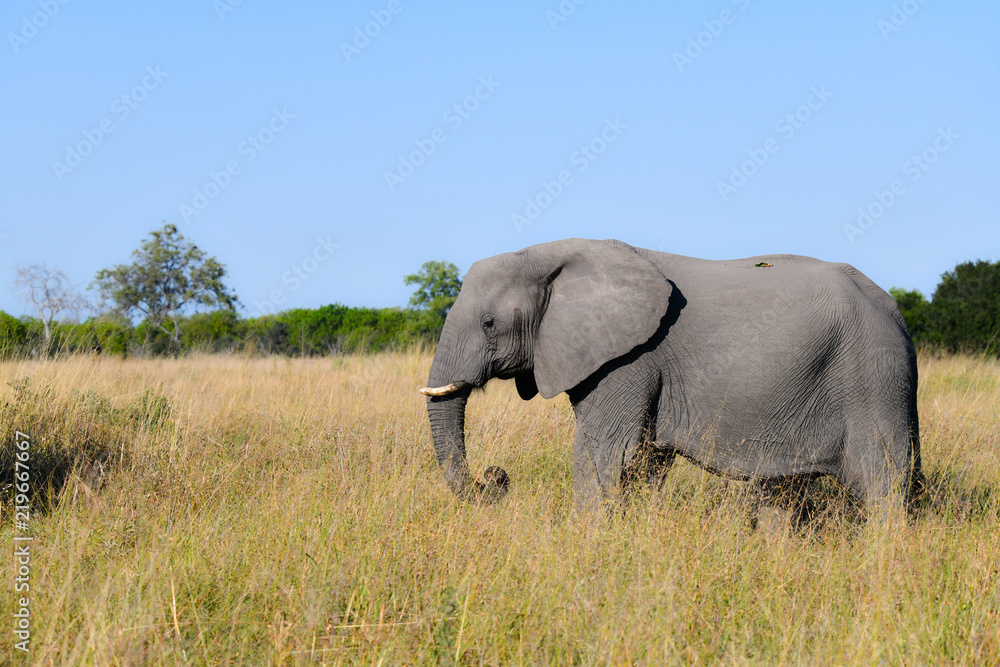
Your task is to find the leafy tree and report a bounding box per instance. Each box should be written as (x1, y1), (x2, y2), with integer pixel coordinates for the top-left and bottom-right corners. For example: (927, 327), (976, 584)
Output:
(93, 223), (238, 345)
(889, 287), (932, 344)
(273, 304), (412, 355)
(0, 311), (28, 355)
(249, 316), (290, 356)
(928, 260), (1000, 355)
(181, 309), (241, 351)
(13, 264), (89, 344)
(404, 261), (462, 320)
(50, 317), (133, 356)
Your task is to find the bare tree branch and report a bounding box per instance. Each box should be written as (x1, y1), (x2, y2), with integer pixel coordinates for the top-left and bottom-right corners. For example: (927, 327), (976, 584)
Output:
(13, 264), (90, 343)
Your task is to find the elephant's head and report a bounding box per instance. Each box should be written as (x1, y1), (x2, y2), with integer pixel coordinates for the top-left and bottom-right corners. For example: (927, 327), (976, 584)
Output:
(420, 238), (673, 503)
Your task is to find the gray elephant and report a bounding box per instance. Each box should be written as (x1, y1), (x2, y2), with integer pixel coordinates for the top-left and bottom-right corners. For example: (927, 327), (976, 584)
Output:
(421, 238), (921, 518)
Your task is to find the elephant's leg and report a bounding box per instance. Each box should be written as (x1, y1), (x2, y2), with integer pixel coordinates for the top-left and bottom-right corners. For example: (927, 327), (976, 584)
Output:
(572, 422), (651, 513)
(569, 369), (661, 513)
(754, 476), (813, 533)
(841, 421), (913, 522)
(571, 425), (606, 515)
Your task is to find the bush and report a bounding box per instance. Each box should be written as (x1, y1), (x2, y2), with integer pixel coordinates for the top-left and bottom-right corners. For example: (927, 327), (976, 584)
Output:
(929, 260), (1000, 356)
(260, 304), (423, 355)
(181, 309), (241, 352)
(243, 316), (290, 355)
(90, 319), (134, 355)
(0, 311), (27, 357)
(890, 288), (933, 346)
(892, 260), (1000, 357)
(48, 317), (134, 356)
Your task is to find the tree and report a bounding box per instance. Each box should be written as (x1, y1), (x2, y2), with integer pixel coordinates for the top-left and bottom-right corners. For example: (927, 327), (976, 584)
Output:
(13, 264), (89, 344)
(0, 311), (28, 354)
(928, 260), (1000, 355)
(93, 223), (238, 345)
(889, 287), (932, 345)
(404, 261), (463, 319)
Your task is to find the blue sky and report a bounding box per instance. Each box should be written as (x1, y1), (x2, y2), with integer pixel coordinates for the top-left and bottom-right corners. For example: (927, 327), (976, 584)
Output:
(2, 0), (997, 319)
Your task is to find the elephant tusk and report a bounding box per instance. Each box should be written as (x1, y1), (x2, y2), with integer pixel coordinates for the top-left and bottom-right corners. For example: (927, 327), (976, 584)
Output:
(420, 382), (469, 396)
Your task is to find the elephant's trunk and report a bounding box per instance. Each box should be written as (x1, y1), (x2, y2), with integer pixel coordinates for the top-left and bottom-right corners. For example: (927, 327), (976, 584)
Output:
(425, 382), (509, 504)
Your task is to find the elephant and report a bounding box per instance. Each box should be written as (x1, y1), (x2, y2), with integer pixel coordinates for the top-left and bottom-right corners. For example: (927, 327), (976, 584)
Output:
(420, 238), (921, 520)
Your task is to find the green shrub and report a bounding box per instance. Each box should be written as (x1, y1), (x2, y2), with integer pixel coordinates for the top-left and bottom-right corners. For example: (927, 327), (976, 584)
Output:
(0, 311), (27, 357)
(890, 288), (933, 346)
(181, 309), (241, 352)
(3, 303), (443, 358)
(929, 260), (1000, 356)
(47, 317), (135, 356)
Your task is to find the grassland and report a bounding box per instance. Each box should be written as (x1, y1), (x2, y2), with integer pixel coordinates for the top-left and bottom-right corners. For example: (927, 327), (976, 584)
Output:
(1, 350), (998, 665)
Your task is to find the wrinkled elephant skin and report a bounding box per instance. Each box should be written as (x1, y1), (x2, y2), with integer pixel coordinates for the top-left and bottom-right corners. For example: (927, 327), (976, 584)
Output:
(423, 239), (920, 517)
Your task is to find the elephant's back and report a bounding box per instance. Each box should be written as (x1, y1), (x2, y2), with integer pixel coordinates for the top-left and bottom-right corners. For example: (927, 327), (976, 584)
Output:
(645, 251), (905, 336)
(645, 249), (915, 478)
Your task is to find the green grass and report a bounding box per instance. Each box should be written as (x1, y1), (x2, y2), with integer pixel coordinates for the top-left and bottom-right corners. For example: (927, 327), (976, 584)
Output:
(1, 351), (998, 664)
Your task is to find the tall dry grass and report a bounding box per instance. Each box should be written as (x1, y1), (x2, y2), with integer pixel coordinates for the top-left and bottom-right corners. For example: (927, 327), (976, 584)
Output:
(0, 350), (997, 664)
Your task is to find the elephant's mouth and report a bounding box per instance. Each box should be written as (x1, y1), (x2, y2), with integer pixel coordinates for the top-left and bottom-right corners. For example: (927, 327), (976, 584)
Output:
(419, 381), (470, 397)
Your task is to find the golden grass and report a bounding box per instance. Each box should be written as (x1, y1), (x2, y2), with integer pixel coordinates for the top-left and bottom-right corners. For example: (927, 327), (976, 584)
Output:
(0, 350), (998, 665)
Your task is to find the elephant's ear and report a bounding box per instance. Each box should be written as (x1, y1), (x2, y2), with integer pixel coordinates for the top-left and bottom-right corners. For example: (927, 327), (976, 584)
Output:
(530, 239), (672, 399)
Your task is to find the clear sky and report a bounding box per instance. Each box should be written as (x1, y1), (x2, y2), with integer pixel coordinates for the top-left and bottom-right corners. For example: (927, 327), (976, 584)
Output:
(2, 1), (997, 319)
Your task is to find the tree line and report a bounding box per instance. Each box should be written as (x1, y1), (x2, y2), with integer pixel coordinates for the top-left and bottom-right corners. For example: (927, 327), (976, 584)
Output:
(2, 224), (998, 358)
(2, 224), (461, 358)
(890, 259), (1000, 356)
(0, 304), (455, 357)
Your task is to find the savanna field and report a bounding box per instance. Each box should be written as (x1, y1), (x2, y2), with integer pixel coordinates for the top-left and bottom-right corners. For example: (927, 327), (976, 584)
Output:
(1, 350), (998, 665)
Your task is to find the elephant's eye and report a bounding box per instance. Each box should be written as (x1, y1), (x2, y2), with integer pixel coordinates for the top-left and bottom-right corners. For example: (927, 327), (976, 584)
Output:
(482, 316), (495, 331)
